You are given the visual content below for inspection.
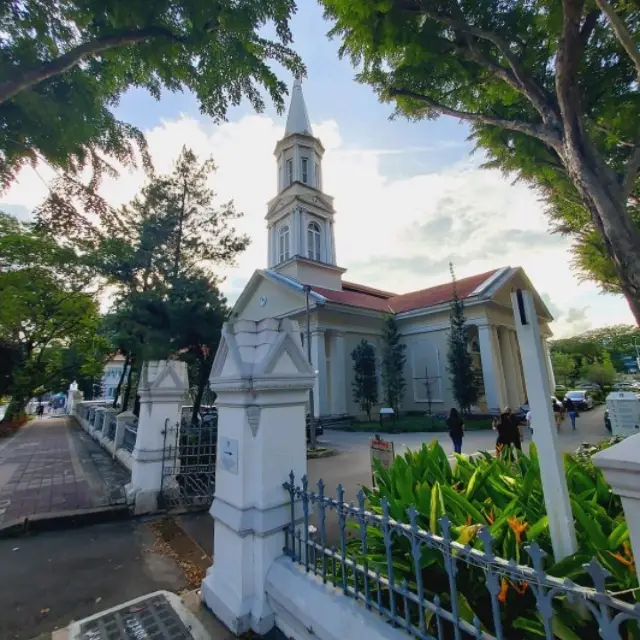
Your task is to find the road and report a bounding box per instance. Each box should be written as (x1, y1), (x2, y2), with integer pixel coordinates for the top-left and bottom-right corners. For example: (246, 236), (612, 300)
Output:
(308, 406), (609, 501)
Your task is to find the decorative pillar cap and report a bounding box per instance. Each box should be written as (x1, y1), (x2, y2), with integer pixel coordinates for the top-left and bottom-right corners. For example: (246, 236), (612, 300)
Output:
(210, 318), (315, 392)
(138, 360), (189, 397)
(593, 434), (640, 500)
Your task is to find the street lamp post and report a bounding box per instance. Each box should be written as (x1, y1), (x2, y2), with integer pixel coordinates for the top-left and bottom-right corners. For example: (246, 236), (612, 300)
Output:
(303, 285), (317, 449)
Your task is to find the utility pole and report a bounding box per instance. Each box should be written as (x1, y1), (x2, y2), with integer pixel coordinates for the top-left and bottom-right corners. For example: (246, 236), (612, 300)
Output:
(303, 285), (317, 449)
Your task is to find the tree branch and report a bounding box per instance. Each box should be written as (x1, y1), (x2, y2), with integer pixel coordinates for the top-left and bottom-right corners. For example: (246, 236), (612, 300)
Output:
(387, 87), (561, 147)
(397, 0), (560, 125)
(0, 27), (184, 105)
(596, 0), (640, 79)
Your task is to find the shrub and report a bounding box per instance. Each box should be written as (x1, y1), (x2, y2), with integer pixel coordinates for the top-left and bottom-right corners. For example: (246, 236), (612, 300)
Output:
(354, 441), (638, 637)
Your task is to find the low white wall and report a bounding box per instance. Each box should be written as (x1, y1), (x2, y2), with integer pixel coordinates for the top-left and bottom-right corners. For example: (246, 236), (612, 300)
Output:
(265, 557), (407, 640)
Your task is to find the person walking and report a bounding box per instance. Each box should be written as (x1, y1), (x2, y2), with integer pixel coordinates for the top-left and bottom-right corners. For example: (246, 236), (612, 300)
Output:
(446, 407), (464, 454)
(492, 407), (522, 455)
(37, 403), (44, 418)
(552, 400), (563, 431)
(563, 396), (578, 430)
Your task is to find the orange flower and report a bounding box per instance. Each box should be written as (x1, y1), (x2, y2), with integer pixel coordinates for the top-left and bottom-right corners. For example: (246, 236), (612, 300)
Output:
(498, 579), (509, 605)
(486, 509), (495, 525)
(514, 581), (529, 596)
(611, 544), (636, 573)
(507, 517), (529, 545)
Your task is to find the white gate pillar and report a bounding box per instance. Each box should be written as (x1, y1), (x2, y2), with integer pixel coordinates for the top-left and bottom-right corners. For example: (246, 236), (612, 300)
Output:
(593, 433), (640, 577)
(512, 290), (577, 560)
(126, 360), (188, 515)
(201, 318), (315, 635)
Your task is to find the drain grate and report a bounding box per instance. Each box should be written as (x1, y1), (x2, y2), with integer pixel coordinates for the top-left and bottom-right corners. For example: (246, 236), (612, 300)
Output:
(79, 593), (194, 639)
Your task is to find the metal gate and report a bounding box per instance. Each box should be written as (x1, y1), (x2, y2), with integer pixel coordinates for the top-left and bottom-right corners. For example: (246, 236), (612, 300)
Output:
(159, 417), (217, 510)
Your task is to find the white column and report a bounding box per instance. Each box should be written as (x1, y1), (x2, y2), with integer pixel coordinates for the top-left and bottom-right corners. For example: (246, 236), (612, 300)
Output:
(593, 433), (640, 577)
(311, 329), (327, 417)
(201, 318), (315, 635)
(542, 337), (556, 390)
(330, 332), (347, 415)
(498, 327), (519, 409)
(508, 330), (526, 406)
(512, 290), (577, 560)
(477, 325), (507, 411)
(126, 360), (188, 515)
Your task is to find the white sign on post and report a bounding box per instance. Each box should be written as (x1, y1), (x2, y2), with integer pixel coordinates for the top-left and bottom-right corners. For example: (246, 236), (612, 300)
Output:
(606, 391), (640, 437)
(220, 437), (239, 475)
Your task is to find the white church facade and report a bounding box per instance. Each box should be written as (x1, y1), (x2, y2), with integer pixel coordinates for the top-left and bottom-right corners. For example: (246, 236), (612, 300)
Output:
(233, 79), (556, 418)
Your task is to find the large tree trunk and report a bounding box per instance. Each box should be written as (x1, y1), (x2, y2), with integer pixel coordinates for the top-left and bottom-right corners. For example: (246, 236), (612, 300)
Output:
(1, 393), (28, 424)
(121, 353), (136, 412)
(191, 355), (214, 425)
(564, 144), (640, 324)
(112, 352), (130, 409)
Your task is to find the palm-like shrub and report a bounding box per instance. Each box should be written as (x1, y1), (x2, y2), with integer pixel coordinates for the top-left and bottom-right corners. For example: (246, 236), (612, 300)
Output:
(354, 441), (638, 637)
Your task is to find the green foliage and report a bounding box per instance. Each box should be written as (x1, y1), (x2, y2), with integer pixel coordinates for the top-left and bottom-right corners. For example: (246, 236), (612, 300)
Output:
(356, 440), (638, 637)
(86, 147), (239, 416)
(0, 0), (302, 205)
(0, 213), (104, 420)
(320, 0), (640, 309)
(351, 339), (379, 421)
(550, 352), (576, 387)
(381, 315), (406, 412)
(447, 265), (478, 413)
(580, 357), (617, 389)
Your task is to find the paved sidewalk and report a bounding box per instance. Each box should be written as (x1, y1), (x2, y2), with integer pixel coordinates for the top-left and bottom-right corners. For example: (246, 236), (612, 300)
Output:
(0, 417), (130, 528)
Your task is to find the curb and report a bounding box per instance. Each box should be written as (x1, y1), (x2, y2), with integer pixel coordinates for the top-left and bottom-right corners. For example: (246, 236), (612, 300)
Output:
(0, 504), (131, 539)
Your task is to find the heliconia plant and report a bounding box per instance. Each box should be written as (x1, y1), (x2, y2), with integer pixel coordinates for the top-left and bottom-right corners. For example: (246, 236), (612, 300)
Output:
(352, 440), (638, 638)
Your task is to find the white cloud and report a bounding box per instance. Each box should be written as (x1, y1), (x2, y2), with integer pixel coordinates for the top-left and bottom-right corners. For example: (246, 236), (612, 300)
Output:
(1, 112), (634, 338)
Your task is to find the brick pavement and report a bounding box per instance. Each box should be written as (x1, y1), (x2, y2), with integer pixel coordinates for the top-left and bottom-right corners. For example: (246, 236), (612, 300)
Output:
(0, 416), (130, 527)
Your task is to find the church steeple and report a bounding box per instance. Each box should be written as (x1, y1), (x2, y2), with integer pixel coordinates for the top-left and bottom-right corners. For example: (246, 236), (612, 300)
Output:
(284, 77), (313, 137)
(265, 78), (344, 290)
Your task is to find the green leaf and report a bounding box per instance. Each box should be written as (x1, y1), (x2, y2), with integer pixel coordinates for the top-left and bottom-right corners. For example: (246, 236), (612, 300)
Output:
(526, 515), (549, 541)
(513, 617), (546, 637)
(441, 484), (486, 524)
(570, 497), (609, 550)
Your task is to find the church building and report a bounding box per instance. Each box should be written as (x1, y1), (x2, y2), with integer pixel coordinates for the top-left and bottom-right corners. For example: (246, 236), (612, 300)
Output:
(232, 79), (555, 418)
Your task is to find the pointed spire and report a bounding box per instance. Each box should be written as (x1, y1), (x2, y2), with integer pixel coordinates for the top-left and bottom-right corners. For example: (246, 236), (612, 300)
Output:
(284, 76), (313, 136)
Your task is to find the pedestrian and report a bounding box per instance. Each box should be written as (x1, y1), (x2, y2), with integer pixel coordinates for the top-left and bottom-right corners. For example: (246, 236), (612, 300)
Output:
(563, 395), (579, 430)
(492, 407), (522, 455)
(446, 407), (464, 454)
(552, 399), (563, 431)
(37, 403), (44, 418)
(526, 409), (532, 434)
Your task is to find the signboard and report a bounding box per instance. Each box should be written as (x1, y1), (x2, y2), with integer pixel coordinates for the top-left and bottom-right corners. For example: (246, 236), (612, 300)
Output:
(370, 436), (395, 487)
(606, 391), (640, 437)
(220, 437), (239, 475)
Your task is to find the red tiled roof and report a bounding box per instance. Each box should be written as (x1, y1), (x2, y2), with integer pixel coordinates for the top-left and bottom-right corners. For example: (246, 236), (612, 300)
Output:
(312, 268), (501, 314)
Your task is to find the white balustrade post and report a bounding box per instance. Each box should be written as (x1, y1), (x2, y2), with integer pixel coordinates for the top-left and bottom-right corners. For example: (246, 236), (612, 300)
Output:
(114, 411), (133, 451)
(66, 381), (82, 415)
(125, 360), (188, 515)
(101, 407), (119, 449)
(512, 290), (577, 560)
(201, 318), (315, 635)
(93, 407), (107, 440)
(593, 433), (640, 577)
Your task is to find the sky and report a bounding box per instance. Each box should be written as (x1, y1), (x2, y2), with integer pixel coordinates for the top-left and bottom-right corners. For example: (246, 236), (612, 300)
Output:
(0, 1), (635, 338)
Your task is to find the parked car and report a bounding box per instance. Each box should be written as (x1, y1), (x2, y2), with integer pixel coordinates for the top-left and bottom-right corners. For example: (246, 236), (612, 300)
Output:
(605, 407), (612, 432)
(565, 389), (594, 410)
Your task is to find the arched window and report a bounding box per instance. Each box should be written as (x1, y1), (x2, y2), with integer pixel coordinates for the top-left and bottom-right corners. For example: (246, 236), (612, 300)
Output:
(278, 225), (290, 262)
(307, 221), (321, 261)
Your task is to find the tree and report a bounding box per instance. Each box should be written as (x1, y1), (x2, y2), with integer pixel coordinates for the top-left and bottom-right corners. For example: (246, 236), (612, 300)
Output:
(0, 0), (302, 202)
(447, 265), (478, 414)
(0, 213), (104, 421)
(351, 339), (378, 421)
(551, 352), (577, 387)
(87, 147), (245, 416)
(381, 316), (406, 413)
(580, 357), (617, 388)
(321, 0), (640, 322)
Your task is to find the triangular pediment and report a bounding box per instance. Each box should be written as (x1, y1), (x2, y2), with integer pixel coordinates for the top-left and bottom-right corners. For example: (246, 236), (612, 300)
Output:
(488, 267), (553, 322)
(141, 360), (189, 392)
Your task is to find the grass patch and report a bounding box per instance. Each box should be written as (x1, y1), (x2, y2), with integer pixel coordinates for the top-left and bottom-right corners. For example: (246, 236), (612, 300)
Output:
(307, 446), (338, 459)
(343, 414), (494, 434)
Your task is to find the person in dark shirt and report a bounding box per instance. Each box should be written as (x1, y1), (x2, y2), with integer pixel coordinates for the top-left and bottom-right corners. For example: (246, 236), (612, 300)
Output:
(492, 407), (522, 454)
(446, 407), (464, 454)
(563, 396), (578, 430)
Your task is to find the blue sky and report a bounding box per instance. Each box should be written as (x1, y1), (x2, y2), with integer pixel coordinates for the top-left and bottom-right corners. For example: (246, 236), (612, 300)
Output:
(0, 0), (634, 337)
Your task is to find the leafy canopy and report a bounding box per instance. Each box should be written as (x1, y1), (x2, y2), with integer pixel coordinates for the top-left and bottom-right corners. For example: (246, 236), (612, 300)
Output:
(320, 0), (640, 304)
(0, 0), (303, 194)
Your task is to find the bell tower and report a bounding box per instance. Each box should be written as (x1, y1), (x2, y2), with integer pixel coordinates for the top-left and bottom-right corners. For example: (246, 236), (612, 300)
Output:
(265, 78), (345, 290)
